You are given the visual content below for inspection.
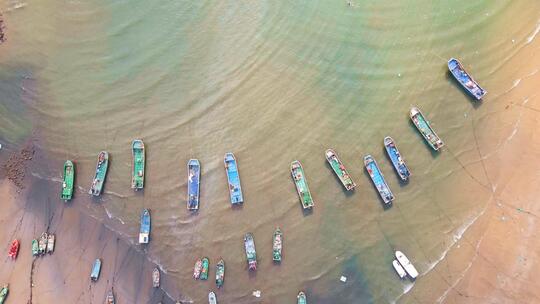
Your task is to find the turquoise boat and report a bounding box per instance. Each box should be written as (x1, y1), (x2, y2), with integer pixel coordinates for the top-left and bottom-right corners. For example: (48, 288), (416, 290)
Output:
(325, 149), (356, 191)
(364, 155), (394, 205)
(187, 159), (201, 210)
(410, 107), (444, 151)
(90, 258), (102, 281)
(89, 151), (109, 196)
(139, 209), (150, 244)
(200, 257), (210, 280)
(297, 291), (307, 304)
(131, 139), (145, 190)
(224, 153), (243, 205)
(290, 161), (314, 209)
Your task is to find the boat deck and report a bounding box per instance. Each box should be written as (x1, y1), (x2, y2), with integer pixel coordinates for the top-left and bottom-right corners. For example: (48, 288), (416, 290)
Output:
(224, 153), (243, 205)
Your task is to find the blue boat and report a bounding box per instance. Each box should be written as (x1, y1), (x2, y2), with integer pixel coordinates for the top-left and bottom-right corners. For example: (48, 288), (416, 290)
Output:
(90, 258), (102, 281)
(448, 58), (487, 100)
(139, 209), (150, 244)
(187, 159), (201, 210)
(384, 137), (411, 181)
(364, 155), (394, 205)
(224, 153), (243, 205)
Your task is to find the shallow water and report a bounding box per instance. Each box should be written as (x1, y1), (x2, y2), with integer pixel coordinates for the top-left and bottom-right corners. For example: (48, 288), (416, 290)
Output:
(1, 0), (539, 303)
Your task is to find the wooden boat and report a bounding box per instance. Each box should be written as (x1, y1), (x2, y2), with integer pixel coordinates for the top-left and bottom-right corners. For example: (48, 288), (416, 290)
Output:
(38, 232), (48, 254)
(105, 290), (115, 304)
(152, 268), (160, 288)
(410, 107), (444, 151)
(297, 291), (307, 304)
(384, 137), (411, 181)
(364, 155), (394, 205)
(0, 285), (8, 304)
(139, 209), (151, 244)
(392, 260), (407, 279)
(46, 234), (55, 254)
(193, 259), (202, 279)
(200, 257), (210, 280)
(208, 291), (218, 304)
(89, 151), (109, 196)
(187, 159), (201, 210)
(325, 149), (356, 190)
(272, 227), (283, 262)
(61, 160), (75, 201)
(8, 239), (19, 259)
(448, 58), (487, 100)
(224, 153), (243, 205)
(395, 251), (418, 279)
(90, 258), (102, 281)
(290, 161), (314, 209)
(131, 140), (145, 190)
(215, 259), (225, 288)
(31, 239), (39, 256)
(244, 233), (257, 271)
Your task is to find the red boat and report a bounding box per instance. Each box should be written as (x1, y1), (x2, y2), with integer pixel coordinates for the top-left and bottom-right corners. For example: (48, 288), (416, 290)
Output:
(8, 239), (19, 259)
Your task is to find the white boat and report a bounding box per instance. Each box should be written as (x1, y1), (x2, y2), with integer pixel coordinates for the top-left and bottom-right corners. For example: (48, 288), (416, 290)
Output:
(395, 251), (418, 279)
(46, 234), (55, 254)
(208, 291), (217, 304)
(152, 268), (160, 288)
(392, 260), (406, 279)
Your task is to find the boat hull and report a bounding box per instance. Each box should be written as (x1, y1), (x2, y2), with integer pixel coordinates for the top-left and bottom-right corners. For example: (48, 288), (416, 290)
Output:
(61, 160), (75, 201)
(139, 209), (151, 244)
(410, 107), (444, 151)
(209, 292), (217, 304)
(244, 233), (257, 271)
(89, 151), (109, 196)
(392, 260), (407, 279)
(131, 140), (145, 190)
(290, 161), (314, 209)
(395, 251), (419, 279)
(448, 58), (487, 100)
(297, 291), (307, 304)
(187, 159), (201, 210)
(364, 155), (394, 205)
(384, 137), (411, 181)
(224, 153), (244, 205)
(325, 149), (356, 191)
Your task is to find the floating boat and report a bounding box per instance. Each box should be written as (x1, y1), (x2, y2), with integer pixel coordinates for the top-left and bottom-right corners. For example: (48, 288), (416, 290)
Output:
(8, 239), (19, 259)
(392, 260), (407, 279)
(187, 159), (201, 210)
(89, 151), (109, 196)
(200, 257), (210, 280)
(364, 155), (394, 205)
(297, 291), (307, 304)
(215, 259), (225, 288)
(61, 160), (75, 201)
(38, 232), (48, 254)
(152, 268), (160, 288)
(244, 233), (257, 271)
(193, 259), (202, 279)
(448, 58), (487, 100)
(105, 290), (115, 304)
(290, 161), (314, 209)
(208, 291), (218, 304)
(384, 137), (411, 181)
(31, 239), (39, 256)
(325, 149), (356, 191)
(90, 258), (102, 281)
(46, 234), (55, 254)
(272, 227), (283, 262)
(0, 285), (8, 304)
(139, 209), (151, 244)
(224, 153), (243, 205)
(410, 107), (444, 151)
(395, 251), (418, 279)
(131, 139), (145, 190)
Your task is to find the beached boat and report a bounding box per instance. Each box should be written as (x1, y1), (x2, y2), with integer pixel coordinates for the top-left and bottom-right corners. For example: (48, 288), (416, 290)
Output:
(152, 268), (160, 288)
(131, 140), (145, 190)
(38, 232), (48, 254)
(89, 151), (109, 196)
(244, 233), (257, 271)
(61, 160), (75, 201)
(448, 58), (487, 100)
(31, 239), (39, 256)
(187, 159), (201, 210)
(290, 161), (314, 209)
(105, 290), (115, 304)
(90, 258), (102, 281)
(395, 251), (418, 279)
(193, 259), (202, 279)
(215, 259), (225, 288)
(325, 149), (356, 191)
(200, 257), (210, 280)
(139, 209), (151, 244)
(8, 239), (19, 259)
(0, 285), (8, 304)
(297, 291), (307, 304)
(384, 137), (411, 181)
(209, 291), (218, 304)
(410, 107), (444, 151)
(272, 227), (283, 262)
(46, 234), (55, 254)
(364, 155), (394, 205)
(392, 260), (407, 279)
(224, 153), (243, 205)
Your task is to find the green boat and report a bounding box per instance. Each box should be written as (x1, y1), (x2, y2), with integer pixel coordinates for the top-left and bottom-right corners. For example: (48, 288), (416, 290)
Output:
(89, 151), (109, 196)
(410, 107), (444, 151)
(200, 257), (209, 280)
(0, 285), (8, 304)
(61, 160), (75, 201)
(290, 161), (314, 209)
(131, 139), (145, 190)
(297, 291), (307, 304)
(215, 259), (225, 288)
(31, 239), (39, 256)
(325, 149), (356, 191)
(272, 227), (283, 262)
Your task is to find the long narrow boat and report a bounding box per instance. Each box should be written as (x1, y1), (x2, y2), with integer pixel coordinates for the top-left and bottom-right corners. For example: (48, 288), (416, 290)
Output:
(8, 239), (19, 259)
(208, 292), (218, 304)
(215, 259), (225, 288)
(224, 153), (244, 205)
(448, 58), (487, 100)
(139, 209), (151, 244)
(89, 151), (109, 196)
(90, 258), (102, 281)
(395, 251), (418, 279)
(0, 285), (8, 304)
(384, 137), (411, 181)
(31, 239), (39, 256)
(38, 232), (48, 254)
(325, 149), (356, 190)
(187, 159), (201, 210)
(392, 260), (407, 279)
(364, 155), (394, 205)
(200, 257), (210, 280)
(193, 259), (203, 279)
(297, 291), (307, 304)
(244, 233), (257, 271)
(46, 234), (55, 254)
(410, 107), (444, 151)
(152, 268), (160, 288)
(61, 160), (75, 201)
(290, 161), (314, 209)
(105, 290), (115, 304)
(272, 227), (283, 262)
(131, 140), (145, 190)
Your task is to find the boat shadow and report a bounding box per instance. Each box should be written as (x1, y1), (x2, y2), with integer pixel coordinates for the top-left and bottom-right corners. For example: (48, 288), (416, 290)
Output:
(408, 120), (440, 159)
(324, 161), (356, 198)
(302, 206), (314, 216)
(446, 71), (483, 107)
(362, 168), (393, 210)
(231, 203), (244, 211)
